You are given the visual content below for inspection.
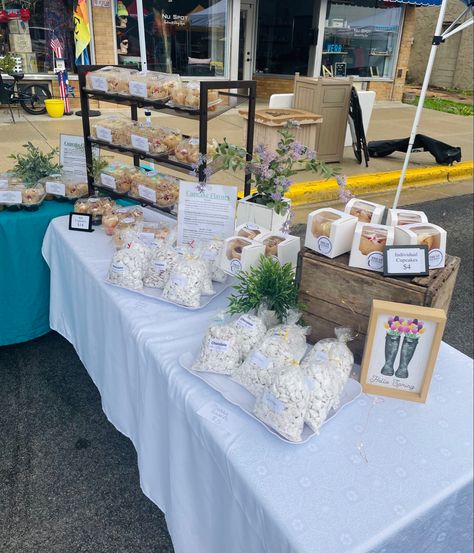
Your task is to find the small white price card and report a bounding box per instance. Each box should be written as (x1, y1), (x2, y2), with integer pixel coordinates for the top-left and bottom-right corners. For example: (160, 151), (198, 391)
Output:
(100, 173), (116, 190)
(383, 245), (429, 277)
(90, 75), (108, 92)
(69, 213), (93, 232)
(138, 185), (157, 203)
(131, 134), (150, 152)
(95, 126), (112, 143)
(0, 190), (22, 204)
(129, 80), (147, 98)
(45, 181), (66, 196)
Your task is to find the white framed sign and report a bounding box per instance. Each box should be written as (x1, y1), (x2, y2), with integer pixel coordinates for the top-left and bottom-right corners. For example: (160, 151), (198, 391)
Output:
(177, 182), (237, 245)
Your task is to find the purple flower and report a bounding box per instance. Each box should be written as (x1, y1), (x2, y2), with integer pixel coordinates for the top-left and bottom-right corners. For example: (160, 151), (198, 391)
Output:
(196, 182), (207, 193)
(286, 120), (301, 129)
(336, 175), (347, 188)
(291, 142), (305, 156)
(271, 191), (282, 201)
(254, 143), (267, 156)
(203, 166), (213, 179)
(336, 175), (353, 204)
(306, 149), (316, 160)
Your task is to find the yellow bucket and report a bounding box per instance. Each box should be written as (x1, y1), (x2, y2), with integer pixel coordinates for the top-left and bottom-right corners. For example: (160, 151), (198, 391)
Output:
(44, 99), (65, 118)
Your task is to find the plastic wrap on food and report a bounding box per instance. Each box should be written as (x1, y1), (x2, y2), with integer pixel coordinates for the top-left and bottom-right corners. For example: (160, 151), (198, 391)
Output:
(170, 81), (220, 110)
(192, 323), (241, 375)
(231, 312), (268, 358)
(143, 242), (179, 289)
(201, 239), (228, 283)
(91, 115), (132, 146)
(253, 362), (309, 442)
(128, 71), (180, 100)
(85, 66), (135, 94)
(107, 245), (146, 290)
(174, 137), (219, 165)
(98, 164), (141, 194)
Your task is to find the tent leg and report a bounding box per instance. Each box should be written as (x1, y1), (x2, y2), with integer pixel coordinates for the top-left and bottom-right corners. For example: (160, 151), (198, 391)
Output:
(392, 0), (449, 209)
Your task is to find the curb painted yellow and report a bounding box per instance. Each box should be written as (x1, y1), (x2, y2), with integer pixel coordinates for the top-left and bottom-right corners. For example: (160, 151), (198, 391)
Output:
(286, 161), (474, 206)
(238, 162), (473, 204)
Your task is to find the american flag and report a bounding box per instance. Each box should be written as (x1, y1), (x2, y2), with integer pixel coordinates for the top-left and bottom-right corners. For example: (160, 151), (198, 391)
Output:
(49, 36), (71, 113)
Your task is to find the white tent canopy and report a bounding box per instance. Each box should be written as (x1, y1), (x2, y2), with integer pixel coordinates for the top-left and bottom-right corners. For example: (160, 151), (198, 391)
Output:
(392, 0), (473, 208)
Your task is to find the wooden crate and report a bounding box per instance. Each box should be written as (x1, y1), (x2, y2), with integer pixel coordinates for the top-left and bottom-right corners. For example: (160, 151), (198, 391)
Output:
(297, 248), (460, 362)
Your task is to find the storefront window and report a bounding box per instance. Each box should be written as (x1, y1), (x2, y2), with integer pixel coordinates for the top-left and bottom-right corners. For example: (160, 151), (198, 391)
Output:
(255, 0), (314, 75)
(116, 0), (228, 76)
(0, 0), (76, 74)
(322, 0), (403, 78)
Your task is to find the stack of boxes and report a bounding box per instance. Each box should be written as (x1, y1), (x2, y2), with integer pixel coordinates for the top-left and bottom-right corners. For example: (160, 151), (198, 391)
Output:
(8, 19), (37, 74)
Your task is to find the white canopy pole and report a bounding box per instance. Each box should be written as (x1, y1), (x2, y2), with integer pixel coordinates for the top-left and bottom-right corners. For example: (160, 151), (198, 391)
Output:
(392, 0), (449, 209)
(136, 0), (147, 71)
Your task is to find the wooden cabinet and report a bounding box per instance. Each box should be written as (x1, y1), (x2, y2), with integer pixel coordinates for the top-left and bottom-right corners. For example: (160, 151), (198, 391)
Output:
(293, 75), (352, 163)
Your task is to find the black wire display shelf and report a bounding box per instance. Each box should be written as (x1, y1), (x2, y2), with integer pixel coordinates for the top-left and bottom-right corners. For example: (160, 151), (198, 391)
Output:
(82, 88), (250, 121)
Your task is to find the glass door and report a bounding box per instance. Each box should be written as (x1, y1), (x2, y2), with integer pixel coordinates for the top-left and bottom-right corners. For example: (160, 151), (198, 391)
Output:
(238, 3), (255, 80)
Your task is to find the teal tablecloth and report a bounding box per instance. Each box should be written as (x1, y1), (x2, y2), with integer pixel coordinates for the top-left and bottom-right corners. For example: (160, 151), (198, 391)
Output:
(0, 201), (74, 346)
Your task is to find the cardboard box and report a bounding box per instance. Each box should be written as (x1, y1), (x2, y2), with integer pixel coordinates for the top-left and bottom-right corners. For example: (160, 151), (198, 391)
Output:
(219, 236), (265, 275)
(8, 20), (29, 34)
(344, 198), (385, 224)
(305, 208), (358, 258)
(9, 33), (32, 53)
(386, 208), (428, 226)
(235, 223), (270, 240)
(395, 223), (446, 269)
(11, 52), (37, 73)
(349, 222), (394, 272)
(255, 231), (301, 268)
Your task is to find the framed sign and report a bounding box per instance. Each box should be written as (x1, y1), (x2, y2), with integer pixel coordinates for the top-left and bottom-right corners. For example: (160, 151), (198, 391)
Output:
(334, 62), (347, 77)
(69, 212), (93, 232)
(360, 300), (446, 403)
(383, 245), (429, 277)
(54, 57), (66, 72)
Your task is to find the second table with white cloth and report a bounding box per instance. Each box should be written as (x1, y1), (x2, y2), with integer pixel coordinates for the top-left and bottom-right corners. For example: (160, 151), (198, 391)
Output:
(42, 215), (473, 553)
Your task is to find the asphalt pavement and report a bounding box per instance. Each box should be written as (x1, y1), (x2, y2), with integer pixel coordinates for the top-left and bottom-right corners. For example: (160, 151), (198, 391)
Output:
(0, 194), (472, 553)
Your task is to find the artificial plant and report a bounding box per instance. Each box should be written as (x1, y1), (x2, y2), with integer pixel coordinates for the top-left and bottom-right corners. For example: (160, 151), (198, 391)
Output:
(9, 142), (62, 186)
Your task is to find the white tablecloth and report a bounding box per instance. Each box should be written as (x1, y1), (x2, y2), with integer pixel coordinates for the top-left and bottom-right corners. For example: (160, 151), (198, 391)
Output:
(42, 216), (474, 553)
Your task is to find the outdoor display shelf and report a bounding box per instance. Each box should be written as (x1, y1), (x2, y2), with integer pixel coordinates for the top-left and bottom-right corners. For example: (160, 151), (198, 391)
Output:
(78, 65), (257, 214)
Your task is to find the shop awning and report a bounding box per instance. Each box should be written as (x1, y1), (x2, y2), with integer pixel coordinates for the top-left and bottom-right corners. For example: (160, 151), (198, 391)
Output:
(385, 0), (443, 6)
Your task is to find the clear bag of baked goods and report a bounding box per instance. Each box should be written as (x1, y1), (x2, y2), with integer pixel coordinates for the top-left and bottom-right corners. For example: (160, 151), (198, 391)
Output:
(301, 328), (354, 433)
(253, 361), (309, 442)
(129, 170), (179, 209)
(128, 123), (169, 155)
(113, 217), (139, 248)
(41, 174), (89, 200)
(85, 66), (134, 94)
(91, 115), (132, 146)
(128, 70), (180, 100)
(201, 239), (227, 283)
(232, 332), (296, 397)
(137, 220), (176, 245)
(192, 317), (241, 375)
(174, 137), (219, 165)
(143, 236), (179, 289)
(107, 245), (145, 291)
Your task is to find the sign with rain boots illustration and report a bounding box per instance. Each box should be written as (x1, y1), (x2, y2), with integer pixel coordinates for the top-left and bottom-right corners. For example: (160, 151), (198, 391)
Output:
(360, 300), (446, 403)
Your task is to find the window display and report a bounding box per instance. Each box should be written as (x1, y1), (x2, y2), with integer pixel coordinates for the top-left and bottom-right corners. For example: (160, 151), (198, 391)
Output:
(322, 0), (403, 79)
(0, 0), (76, 74)
(116, 0), (228, 76)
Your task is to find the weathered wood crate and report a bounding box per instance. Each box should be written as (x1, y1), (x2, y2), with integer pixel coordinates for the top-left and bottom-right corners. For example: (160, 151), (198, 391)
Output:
(297, 248), (460, 362)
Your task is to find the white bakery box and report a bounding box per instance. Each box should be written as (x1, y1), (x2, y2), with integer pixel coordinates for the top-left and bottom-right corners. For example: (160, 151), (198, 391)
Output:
(255, 231), (300, 268)
(394, 223), (446, 269)
(218, 236), (265, 275)
(344, 198), (385, 224)
(235, 223), (270, 241)
(305, 208), (358, 258)
(349, 222), (395, 272)
(386, 208), (428, 226)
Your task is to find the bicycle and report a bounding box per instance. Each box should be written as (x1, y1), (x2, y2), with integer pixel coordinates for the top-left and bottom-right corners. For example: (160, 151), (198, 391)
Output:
(0, 71), (51, 121)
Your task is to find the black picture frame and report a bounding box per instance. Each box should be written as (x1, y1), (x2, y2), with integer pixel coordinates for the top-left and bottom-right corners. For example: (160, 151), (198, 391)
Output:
(383, 245), (429, 277)
(69, 212), (94, 232)
(334, 62), (347, 77)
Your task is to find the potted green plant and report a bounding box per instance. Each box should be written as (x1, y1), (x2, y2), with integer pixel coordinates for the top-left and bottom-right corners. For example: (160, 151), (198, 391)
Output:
(211, 122), (335, 232)
(227, 255), (302, 323)
(9, 142), (62, 185)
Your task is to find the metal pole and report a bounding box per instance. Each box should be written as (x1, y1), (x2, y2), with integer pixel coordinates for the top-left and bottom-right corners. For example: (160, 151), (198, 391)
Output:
(392, 0), (449, 209)
(136, 0), (147, 71)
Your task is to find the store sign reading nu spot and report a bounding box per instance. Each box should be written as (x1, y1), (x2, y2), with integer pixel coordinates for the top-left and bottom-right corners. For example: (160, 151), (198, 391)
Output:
(162, 13), (188, 27)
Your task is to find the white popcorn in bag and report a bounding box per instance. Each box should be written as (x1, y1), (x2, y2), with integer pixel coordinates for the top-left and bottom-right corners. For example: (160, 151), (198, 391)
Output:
(232, 334), (295, 397)
(201, 239), (228, 283)
(143, 243), (179, 289)
(192, 322), (241, 375)
(253, 361), (309, 442)
(302, 328), (354, 433)
(162, 257), (203, 308)
(107, 247), (145, 290)
(231, 307), (275, 358)
(267, 311), (310, 362)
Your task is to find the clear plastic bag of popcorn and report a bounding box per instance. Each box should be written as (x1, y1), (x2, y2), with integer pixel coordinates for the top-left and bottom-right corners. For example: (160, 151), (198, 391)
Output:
(253, 361), (309, 442)
(266, 310), (310, 362)
(201, 239), (228, 283)
(232, 333), (295, 398)
(192, 320), (241, 375)
(231, 307), (276, 358)
(301, 328), (354, 433)
(107, 243), (147, 291)
(143, 236), (179, 289)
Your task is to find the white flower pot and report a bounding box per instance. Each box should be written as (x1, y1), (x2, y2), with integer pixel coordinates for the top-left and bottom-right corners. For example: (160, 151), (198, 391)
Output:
(236, 194), (291, 232)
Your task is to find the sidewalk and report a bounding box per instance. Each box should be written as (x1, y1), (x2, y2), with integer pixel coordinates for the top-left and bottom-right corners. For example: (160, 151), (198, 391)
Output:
(1, 101), (472, 206)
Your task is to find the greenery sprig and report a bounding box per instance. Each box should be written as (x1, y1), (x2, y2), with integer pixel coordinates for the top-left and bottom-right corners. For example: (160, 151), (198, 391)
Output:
(9, 142), (62, 186)
(227, 256), (303, 323)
